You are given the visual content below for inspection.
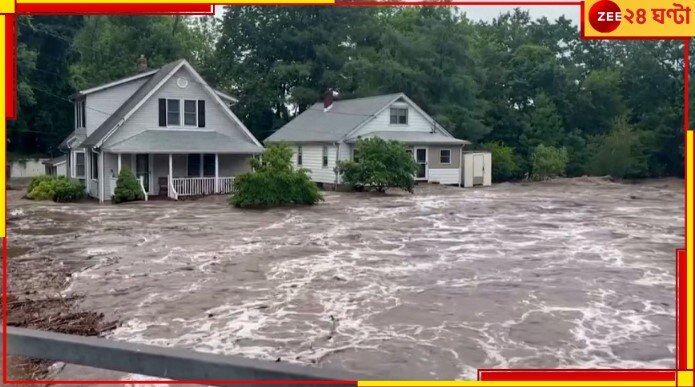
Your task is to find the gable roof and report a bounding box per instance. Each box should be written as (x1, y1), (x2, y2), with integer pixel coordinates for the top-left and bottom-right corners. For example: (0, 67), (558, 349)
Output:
(81, 59), (184, 148)
(80, 59), (260, 150)
(264, 93), (459, 144)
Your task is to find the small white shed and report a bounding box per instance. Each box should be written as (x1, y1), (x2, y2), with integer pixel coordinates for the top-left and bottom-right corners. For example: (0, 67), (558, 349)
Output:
(461, 151), (491, 188)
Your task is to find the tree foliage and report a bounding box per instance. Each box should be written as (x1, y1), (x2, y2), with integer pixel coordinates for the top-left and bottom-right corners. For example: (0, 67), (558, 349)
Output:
(481, 142), (518, 182)
(230, 145), (323, 208)
(13, 11), (688, 182)
(336, 138), (419, 192)
(531, 145), (568, 180)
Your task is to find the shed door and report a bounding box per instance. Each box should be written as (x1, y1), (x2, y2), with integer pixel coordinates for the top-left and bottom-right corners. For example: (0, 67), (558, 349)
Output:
(473, 154), (484, 185)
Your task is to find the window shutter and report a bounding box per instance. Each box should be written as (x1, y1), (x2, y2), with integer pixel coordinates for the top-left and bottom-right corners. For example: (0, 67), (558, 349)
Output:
(158, 99), (166, 126)
(198, 100), (206, 127)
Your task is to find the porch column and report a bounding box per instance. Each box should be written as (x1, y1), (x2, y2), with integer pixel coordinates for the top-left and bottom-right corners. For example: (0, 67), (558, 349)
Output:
(168, 154), (173, 196)
(214, 154), (219, 193)
(199, 154), (204, 177)
(117, 153), (122, 174)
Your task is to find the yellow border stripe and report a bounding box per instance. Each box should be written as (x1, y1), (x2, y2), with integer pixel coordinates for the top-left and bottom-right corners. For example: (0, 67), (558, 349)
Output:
(688, 130), (694, 370)
(358, 381), (675, 387)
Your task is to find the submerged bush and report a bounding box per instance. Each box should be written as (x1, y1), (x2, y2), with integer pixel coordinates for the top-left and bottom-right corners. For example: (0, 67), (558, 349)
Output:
(336, 137), (418, 193)
(230, 144), (323, 208)
(113, 166), (145, 203)
(27, 175), (84, 202)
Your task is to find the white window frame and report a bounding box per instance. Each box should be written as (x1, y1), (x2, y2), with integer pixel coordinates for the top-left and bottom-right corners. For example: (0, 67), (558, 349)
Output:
(389, 107), (408, 125)
(440, 149), (452, 164)
(72, 150), (85, 178)
(183, 99), (198, 127)
(75, 100), (86, 129)
(91, 150), (99, 181)
(166, 99), (181, 127)
(322, 145), (329, 168)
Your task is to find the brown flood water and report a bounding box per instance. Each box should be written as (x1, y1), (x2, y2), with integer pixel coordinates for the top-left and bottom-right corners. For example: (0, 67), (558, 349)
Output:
(5, 177), (683, 380)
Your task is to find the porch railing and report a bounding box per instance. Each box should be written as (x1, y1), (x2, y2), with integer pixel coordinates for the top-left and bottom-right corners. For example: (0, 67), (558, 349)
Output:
(171, 177), (235, 197)
(138, 176), (148, 201)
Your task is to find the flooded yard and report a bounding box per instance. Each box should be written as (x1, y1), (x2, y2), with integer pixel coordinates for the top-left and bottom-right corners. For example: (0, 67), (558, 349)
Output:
(5, 177), (683, 380)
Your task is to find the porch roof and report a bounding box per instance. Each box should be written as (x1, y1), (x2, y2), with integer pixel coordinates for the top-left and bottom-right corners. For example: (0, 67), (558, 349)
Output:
(345, 131), (470, 145)
(103, 130), (264, 154)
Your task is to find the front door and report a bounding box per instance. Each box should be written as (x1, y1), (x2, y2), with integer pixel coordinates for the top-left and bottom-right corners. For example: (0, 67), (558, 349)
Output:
(473, 154), (484, 185)
(135, 154), (150, 192)
(415, 148), (427, 180)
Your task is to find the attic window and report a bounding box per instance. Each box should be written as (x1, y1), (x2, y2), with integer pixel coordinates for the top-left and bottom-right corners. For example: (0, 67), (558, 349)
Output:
(390, 107), (408, 125)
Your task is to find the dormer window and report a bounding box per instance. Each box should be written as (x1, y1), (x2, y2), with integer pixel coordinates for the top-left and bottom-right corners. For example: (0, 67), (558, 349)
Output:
(75, 99), (86, 129)
(390, 107), (408, 125)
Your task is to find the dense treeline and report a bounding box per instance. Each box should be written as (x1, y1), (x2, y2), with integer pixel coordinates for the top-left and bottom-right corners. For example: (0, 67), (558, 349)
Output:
(10, 8), (692, 179)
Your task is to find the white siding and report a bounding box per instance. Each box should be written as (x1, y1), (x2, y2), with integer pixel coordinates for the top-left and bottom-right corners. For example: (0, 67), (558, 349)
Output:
(428, 169), (460, 185)
(103, 66), (255, 149)
(350, 99), (437, 137)
(219, 154), (252, 176)
(9, 159), (47, 178)
(462, 152), (492, 188)
(84, 78), (148, 137)
(293, 144), (337, 184)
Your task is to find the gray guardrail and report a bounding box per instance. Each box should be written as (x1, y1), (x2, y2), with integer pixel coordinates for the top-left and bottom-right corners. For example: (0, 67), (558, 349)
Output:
(4, 326), (362, 386)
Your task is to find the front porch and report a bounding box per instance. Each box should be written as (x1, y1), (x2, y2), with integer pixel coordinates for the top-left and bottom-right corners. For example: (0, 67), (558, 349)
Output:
(103, 152), (252, 201)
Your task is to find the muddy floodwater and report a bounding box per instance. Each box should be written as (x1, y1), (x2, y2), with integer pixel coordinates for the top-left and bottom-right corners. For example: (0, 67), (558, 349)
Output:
(6, 178), (683, 380)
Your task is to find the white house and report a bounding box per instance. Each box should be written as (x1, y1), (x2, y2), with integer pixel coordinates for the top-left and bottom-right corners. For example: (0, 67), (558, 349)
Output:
(59, 58), (264, 202)
(42, 155), (67, 177)
(265, 92), (472, 187)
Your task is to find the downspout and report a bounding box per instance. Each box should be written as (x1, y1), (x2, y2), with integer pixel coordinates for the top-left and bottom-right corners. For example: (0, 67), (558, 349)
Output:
(334, 142), (340, 191)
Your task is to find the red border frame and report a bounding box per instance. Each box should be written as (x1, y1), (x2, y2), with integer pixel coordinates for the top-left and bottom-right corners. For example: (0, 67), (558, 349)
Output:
(2, 2), (691, 385)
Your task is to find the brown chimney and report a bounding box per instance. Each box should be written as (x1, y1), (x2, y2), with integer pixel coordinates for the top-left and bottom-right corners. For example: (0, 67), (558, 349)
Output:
(137, 54), (148, 73)
(323, 88), (337, 111)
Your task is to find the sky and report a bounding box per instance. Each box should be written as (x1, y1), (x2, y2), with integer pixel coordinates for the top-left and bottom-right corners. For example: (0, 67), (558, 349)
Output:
(213, 3), (580, 25)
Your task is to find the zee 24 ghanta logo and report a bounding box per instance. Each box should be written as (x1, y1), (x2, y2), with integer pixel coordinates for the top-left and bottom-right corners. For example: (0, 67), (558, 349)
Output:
(589, 0), (692, 33)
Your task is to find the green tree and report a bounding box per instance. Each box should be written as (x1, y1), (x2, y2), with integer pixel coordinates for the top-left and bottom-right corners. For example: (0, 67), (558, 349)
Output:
(588, 117), (647, 179)
(230, 145), (323, 208)
(531, 144), (568, 180)
(336, 138), (418, 193)
(480, 141), (518, 181)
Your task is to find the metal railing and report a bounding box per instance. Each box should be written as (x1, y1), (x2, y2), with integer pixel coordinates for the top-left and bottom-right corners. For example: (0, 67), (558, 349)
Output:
(5, 327), (360, 386)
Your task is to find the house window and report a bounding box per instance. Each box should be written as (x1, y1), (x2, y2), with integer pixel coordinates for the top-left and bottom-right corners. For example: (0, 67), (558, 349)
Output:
(297, 145), (303, 166)
(322, 146), (329, 167)
(167, 99), (180, 126)
(440, 149), (451, 164)
(74, 151), (85, 178)
(75, 100), (86, 129)
(184, 100), (197, 126)
(187, 154), (201, 176)
(390, 107), (408, 125)
(91, 152), (99, 180)
(203, 154), (215, 177)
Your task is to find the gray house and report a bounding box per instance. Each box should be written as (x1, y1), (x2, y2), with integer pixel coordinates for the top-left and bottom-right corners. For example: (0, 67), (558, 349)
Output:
(60, 58), (264, 202)
(265, 92), (471, 186)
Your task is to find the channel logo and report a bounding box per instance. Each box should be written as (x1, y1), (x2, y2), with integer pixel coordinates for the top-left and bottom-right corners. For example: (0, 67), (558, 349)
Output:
(588, 0), (622, 33)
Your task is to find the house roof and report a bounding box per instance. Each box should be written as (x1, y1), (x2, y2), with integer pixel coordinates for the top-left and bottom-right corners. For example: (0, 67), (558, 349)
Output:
(42, 155), (67, 166)
(264, 93), (403, 143)
(81, 59), (185, 148)
(58, 127), (87, 151)
(104, 130), (264, 154)
(345, 131), (470, 145)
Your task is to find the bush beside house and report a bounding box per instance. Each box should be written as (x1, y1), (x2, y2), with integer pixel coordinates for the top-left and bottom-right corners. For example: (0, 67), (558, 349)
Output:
(230, 144), (323, 208)
(336, 138), (418, 193)
(112, 166), (145, 203)
(26, 176), (84, 202)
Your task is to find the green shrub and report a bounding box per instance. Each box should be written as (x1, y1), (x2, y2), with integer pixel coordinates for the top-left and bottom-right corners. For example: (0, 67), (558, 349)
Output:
(531, 144), (568, 180)
(27, 175), (84, 202)
(480, 141), (518, 182)
(27, 175), (56, 195)
(588, 117), (647, 179)
(53, 179), (85, 202)
(230, 144), (323, 208)
(336, 137), (418, 193)
(113, 166), (145, 203)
